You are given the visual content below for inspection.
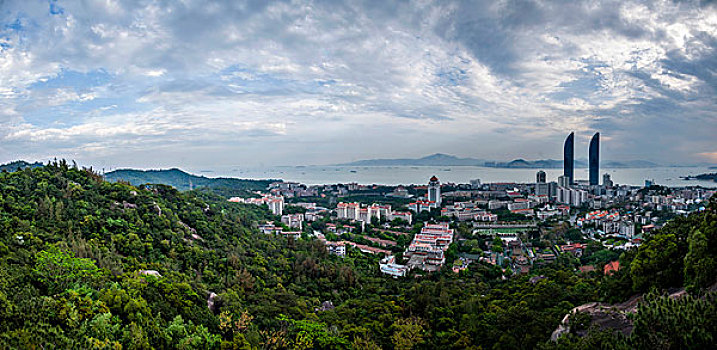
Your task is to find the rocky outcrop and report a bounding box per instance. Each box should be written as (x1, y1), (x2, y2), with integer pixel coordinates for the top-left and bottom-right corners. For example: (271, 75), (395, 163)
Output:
(153, 202), (162, 216)
(551, 288), (692, 341)
(178, 220), (197, 234)
(314, 301), (335, 312)
(550, 300), (636, 341)
(207, 292), (217, 311)
(139, 270), (162, 277)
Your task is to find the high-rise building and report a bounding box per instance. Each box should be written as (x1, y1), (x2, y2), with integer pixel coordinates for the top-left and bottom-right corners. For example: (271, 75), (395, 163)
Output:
(558, 187), (588, 207)
(267, 197), (284, 216)
(428, 176), (441, 206)
(563, 132), (574, 186)
(536, 170), (546, 183)
(536, 183), (550, 197)
(603, 173), (613, 187)
(589, 132), (600, 186)
(558, 175), (569, 188)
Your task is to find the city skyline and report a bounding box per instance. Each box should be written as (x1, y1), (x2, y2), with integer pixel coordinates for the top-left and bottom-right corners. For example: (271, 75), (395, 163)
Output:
(1, 1), (716, 169)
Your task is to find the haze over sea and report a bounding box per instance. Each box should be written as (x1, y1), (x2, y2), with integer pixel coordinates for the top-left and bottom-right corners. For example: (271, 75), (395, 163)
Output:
(183, 165), (716, 188)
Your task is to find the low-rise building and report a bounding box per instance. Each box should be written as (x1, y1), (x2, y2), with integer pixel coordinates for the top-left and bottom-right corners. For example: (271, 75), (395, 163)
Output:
(280, 231), (301, 239)
(365, 236), (397, 247)
(408, 200), (438, 212)
(281, 214), (304, 230)
(229, 195), (285, 215)
(488, 200), (509, 210)
(379, 256), (410, 277)
(604, 260), (620, 275)
(259, 223), (282, 235)
(404, 223), (454, 272)
(559, 243), (585, 257)
(389, 211), (413, 223)
(325, 241), (346, 257)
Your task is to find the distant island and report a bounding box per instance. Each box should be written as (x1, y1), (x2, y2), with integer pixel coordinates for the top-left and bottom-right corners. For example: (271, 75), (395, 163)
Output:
(339, 153), (659, 168)
(682, 173), (717, 182)
(104, 168), (276, 192)
(338, 153), (485, 166)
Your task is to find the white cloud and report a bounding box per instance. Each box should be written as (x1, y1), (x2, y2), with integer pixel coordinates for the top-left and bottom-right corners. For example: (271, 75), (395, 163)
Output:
(0, 0), (714, 167)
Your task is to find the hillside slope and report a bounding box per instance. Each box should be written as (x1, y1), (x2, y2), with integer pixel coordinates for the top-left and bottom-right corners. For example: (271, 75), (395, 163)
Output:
(104, 167), (276, 192)
(547, 196), (717, 349)
(0, 162), (714, 349)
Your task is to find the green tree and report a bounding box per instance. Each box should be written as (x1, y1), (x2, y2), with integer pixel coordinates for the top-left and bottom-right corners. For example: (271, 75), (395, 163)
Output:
(391, 318), (426, 350)
(629, 292), (717, 349)
(630, 233), (684, 291)
(34, 246), (101, 294)
(684, 228), (717, 292)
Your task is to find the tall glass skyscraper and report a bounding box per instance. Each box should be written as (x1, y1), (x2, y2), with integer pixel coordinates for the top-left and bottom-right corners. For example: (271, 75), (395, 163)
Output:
(589, 132), (600, 185)
(563, 132), (574, 186)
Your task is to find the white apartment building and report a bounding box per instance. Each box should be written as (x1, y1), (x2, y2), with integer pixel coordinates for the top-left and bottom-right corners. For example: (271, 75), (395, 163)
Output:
(281, 214), (304, 230)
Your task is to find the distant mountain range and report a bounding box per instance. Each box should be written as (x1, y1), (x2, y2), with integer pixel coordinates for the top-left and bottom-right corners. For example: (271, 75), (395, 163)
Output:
(339, 153), (485, 166)
(0, 160), (44, 172)
(339, 153), (660, 168)
(104, 168), (275, 192)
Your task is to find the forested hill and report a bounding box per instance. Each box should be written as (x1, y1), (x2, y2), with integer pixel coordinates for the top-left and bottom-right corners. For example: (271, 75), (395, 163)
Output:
(0, 160), (44, 172)
(104, 168), (276, 192)
(0, 163), (715, 349)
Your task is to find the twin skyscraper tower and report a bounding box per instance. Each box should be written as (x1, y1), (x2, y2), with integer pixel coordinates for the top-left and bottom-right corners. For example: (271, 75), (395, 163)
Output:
(563, 132), (600, 186)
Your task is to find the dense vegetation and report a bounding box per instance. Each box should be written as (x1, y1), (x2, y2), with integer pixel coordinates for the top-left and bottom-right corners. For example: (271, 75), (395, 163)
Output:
(549, 191), (717, 349)
(0, 163), (714, 349)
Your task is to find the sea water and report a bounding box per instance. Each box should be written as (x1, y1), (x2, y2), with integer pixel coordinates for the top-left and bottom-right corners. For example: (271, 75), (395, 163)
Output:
(190, 165), (716, 187)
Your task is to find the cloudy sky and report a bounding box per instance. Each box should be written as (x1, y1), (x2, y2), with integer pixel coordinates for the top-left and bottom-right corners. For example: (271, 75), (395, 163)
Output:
(0, 0), (715, 169)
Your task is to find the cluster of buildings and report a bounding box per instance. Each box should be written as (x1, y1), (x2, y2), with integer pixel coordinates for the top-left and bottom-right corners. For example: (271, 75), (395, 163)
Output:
(379, 223), (456, 277)
(336, 202), (413, 223)
(577, 210), (635, 238)
(269, 182), (318, 198)
(535, 132), (611, 207)
(406, 176), (442, 212)
(317, 233), (393, 257)
(229, 194), (285, 215)
(474, 231), (534, 274)
(227, 131), (715, 280)
(441, 201), (498, 221)
(281, 213), (304, 230)
(258, 222), (301, 239)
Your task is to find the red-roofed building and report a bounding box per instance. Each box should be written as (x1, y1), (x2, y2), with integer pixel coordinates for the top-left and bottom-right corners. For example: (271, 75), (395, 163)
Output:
(560, 243), (586, 257)
(510, 208), (535, 216)
(642, 224), (656, 233)
(604, 260), (620, 275)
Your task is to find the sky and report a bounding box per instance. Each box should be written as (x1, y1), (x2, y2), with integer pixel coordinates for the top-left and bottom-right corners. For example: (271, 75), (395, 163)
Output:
(0, 0), (715, 169)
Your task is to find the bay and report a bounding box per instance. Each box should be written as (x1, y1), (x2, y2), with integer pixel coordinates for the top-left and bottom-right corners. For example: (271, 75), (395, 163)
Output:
(189, 165), (717, 188)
